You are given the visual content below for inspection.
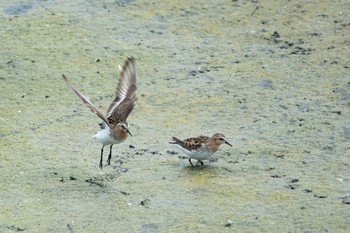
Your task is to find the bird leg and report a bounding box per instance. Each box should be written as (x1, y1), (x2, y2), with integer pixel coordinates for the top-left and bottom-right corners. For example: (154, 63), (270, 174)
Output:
(106, 144), (113, 165)
(99, 146), (104, 169)
(189, 158), (194, 167)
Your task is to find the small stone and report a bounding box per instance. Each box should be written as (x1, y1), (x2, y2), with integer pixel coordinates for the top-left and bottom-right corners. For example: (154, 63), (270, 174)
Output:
(303, 189), (313, 193)
(167, 150), (178, 155)
(225, 220), (233, 227)
(342, 196), (350, 205)
(140, 198), (150, 206)
(314, 194), (327, 199)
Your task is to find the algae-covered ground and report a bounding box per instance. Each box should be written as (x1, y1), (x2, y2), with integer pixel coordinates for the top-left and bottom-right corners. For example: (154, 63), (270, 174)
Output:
(0, 0), (349, 232)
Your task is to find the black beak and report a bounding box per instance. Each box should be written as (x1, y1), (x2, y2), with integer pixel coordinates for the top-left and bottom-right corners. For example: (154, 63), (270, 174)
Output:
(225, 140), (233, 147)
(127, 128), (132, 136)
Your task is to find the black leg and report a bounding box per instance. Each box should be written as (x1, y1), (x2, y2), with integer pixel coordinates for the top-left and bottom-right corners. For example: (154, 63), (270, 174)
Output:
(106, 144), (113, 165)
(99, 146), (104, 169)
(198, 160), (204, 166)
(189, 158), (194, 167)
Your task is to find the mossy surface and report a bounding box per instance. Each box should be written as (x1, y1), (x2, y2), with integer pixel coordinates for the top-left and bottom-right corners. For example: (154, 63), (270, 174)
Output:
(0, 0), (349, 232)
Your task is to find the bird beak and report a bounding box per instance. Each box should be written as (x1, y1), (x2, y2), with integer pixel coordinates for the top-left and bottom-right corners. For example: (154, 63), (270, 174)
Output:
(224, 140), (233, 147)
(127, 128), (132, 136)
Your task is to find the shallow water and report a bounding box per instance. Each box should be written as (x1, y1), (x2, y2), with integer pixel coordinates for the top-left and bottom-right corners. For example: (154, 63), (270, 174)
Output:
(0, 0), (349, 232)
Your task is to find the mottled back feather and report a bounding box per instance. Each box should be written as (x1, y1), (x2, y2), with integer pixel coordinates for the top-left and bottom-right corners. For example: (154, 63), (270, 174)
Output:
(170, 136), (210, 151)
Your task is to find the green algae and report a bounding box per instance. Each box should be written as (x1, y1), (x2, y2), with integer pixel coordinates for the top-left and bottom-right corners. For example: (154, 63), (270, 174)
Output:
(1, 0), (349, 232)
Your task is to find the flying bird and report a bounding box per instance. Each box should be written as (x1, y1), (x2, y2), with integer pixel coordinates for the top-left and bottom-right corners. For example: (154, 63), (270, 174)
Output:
(63, 57), (137, 169)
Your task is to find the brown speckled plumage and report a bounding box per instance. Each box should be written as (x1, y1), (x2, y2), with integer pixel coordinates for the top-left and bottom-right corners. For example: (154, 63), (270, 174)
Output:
(170, 133), (232, 167)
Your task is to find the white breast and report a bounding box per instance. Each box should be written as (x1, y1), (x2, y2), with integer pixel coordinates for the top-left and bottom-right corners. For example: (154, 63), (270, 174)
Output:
(93, 127), (117, 146)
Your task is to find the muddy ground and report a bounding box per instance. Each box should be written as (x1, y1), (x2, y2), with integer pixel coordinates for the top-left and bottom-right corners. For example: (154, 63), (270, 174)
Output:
(0, 0), (349, 232)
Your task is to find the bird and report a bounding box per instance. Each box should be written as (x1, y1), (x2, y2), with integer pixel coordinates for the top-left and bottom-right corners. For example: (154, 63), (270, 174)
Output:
(170, 133), (232, 167)
(62, 57), (137, 169)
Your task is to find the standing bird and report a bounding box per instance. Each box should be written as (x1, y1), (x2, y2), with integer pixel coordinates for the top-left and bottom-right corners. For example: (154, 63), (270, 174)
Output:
(170, 133), (232, 167)
(63, 57), (137, 169)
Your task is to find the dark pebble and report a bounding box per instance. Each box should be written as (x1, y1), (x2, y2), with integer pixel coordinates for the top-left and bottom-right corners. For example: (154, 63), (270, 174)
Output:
(286, 184), (297, 190)
(331, 110), (341, 115)
(120, 191), (130, 195)
(150, 150), (159, 155)
(342, 196), (350, 204)
(167, 150), (178, 155)
(4, 225), (26, 232)
(67, 224), (74, 233)
(140, 199), (150, 206)
(225, 220), (233, 227)
(272, 31), (280, 39)
(309, 32), (321, 37)
(85, 179), (105, 187)
(303, 189), (313, 193)
(280, 43), (290, 49)
(227, 161), (239, 164)
(189, 70), (197, 76)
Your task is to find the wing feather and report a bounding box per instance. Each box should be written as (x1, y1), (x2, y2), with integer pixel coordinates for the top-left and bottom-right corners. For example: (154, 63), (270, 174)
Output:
(62, 74), (112, 129)
(170, 136), (210, 151)
(106, 57), (137, 124)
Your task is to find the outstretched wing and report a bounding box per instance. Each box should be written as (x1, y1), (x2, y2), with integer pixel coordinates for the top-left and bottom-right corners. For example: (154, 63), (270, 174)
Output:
(62, 74), (112, 129)
(106, 57), (137, 125)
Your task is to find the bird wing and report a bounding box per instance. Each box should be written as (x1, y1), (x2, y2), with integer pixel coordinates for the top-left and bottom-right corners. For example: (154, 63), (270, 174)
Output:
(106, 57), (137, 125)
(62, 74), (112, 129)
(183, 136), (209, 150)
(170, 136), (210, 151)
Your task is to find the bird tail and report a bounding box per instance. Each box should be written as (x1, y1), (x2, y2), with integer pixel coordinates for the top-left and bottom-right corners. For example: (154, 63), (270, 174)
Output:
(169, 137), (185, 146)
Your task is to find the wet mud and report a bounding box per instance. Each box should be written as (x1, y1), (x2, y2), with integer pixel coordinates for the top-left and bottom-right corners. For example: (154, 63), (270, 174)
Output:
(0, 0), (349, 232)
